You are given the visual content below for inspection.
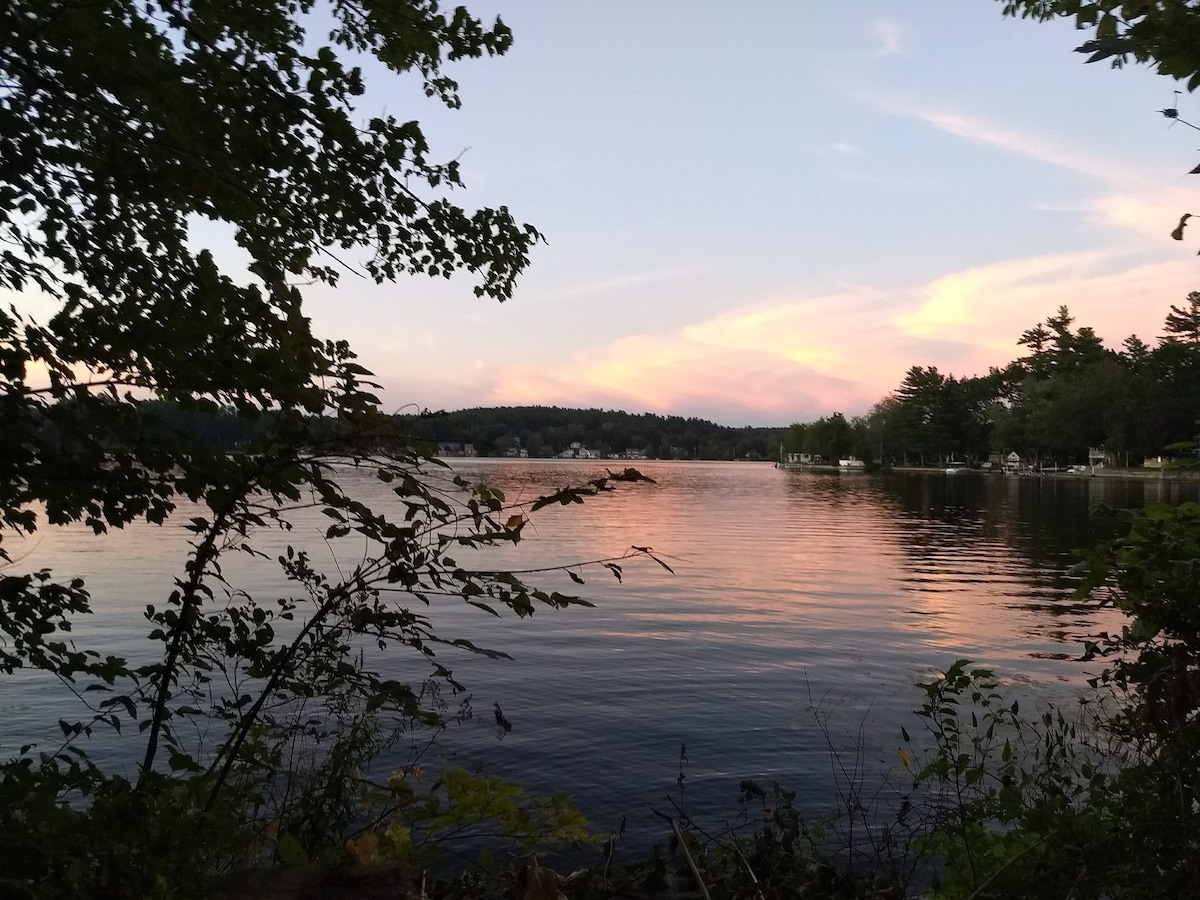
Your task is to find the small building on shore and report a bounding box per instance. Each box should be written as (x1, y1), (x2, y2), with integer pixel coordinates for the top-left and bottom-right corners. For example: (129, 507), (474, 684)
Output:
(558, 441), (597, 459)
(436, 441), (476, 457)
(1001, 451), (1022, 475)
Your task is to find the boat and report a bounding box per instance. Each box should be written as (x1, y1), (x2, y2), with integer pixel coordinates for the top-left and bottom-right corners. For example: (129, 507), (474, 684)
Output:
(945, 461), (968, 474)
(838, 457), (866, 473)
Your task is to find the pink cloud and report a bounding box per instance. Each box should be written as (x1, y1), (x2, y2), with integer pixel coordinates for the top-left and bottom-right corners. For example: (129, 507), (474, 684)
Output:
(472, 250), (1196, 425)
(489, 340), (870, 425)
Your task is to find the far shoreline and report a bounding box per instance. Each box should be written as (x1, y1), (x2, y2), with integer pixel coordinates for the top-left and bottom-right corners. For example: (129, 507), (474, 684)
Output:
(886, 465), (1200, 481)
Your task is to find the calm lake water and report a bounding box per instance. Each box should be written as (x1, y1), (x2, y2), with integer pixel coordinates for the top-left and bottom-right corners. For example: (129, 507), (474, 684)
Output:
(3, 461), (1197, 851)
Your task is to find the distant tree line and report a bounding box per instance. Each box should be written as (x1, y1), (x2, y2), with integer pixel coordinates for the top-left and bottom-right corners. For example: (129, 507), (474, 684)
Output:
(125, 402), (784, 461)
(123, 293), (1200, 468)
(400, 406), (784, 460)
(785, 297), (1200, 468)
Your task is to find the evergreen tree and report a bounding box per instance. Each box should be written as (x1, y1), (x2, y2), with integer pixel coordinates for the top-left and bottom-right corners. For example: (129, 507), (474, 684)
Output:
(1164, 291), (1200, 343)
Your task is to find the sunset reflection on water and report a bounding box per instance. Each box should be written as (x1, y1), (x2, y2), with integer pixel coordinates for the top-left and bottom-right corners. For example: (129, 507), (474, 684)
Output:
(3, 461), (1197, 849)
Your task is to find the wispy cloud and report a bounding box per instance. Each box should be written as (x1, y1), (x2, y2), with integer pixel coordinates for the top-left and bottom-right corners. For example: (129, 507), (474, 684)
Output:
(1091, 185), (1199, 240)
(551, 266), (697, 299)
(870, 96), (1194, 240)
(898, 103), (1139, 184)
(872, 20), (903, 57)
(467, 250), (1194, 424)
(895, 250), (1194, 357)
(836, 171), (934, 190)
(488, 337), (871, 426)
(896, 249), (1116, 339)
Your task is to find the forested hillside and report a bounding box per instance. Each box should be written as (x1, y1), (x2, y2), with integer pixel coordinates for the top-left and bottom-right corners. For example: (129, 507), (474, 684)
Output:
(398, 406), (785, 460)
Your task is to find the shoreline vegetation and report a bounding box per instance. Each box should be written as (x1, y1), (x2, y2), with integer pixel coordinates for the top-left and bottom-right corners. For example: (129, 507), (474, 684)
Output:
(134, 293), (1200, 475)
(203, 504), (1200, 900)
(887, 465), (1200, 480)
(783, 299), (1200, 477)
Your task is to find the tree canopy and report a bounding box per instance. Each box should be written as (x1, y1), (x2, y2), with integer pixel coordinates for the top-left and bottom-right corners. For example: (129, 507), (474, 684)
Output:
(1, 0), (540, 536)
(0, 4), (665, 895)
(1000, 1), (1200, 89)
(786, 299), (1200, 468)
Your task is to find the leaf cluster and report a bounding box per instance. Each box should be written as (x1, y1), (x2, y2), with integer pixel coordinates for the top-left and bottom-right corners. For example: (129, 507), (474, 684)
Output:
(896, 502), (1200, 897)
(0, 3), (656, 897)
(1000, 1), (1200, 89)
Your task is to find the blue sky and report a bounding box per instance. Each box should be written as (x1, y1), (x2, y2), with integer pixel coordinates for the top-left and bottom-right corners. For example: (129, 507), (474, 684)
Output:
(270, 4), (1200, 424)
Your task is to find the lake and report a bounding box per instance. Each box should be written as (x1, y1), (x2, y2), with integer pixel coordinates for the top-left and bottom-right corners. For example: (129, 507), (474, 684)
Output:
(2, 460), (1196, 853)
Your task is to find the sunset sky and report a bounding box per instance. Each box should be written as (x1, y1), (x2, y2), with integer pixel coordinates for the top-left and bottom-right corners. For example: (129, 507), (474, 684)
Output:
(250, 3), (1200, 425)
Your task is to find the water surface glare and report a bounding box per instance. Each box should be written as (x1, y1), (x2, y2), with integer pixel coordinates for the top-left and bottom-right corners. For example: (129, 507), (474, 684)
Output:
(3, 461), (1195, 851)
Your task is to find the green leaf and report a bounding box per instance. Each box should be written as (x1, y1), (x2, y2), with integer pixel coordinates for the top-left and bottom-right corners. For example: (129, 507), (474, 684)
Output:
(168, 750), (200, 772)
(277, 833), (308, 866)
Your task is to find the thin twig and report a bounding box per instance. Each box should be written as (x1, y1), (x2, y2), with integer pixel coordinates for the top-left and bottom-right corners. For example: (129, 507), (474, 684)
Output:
(651, 808), (712, 900)
(669, 816), (711, 900)
(731, 841), (767, 900)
